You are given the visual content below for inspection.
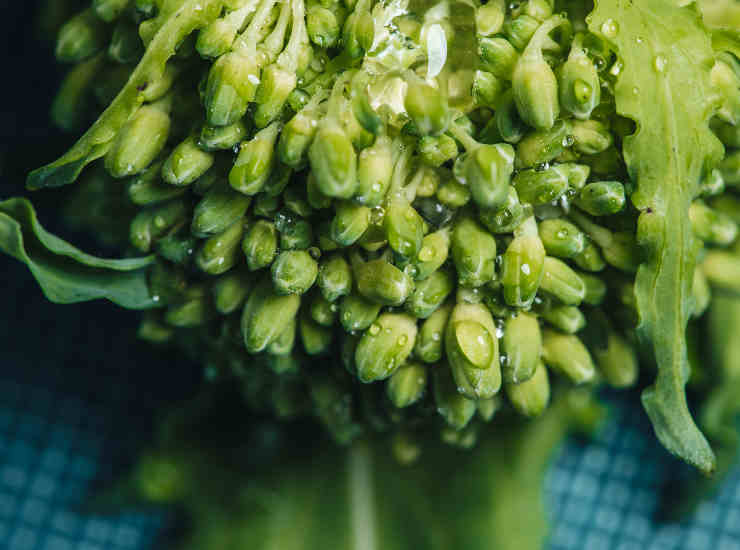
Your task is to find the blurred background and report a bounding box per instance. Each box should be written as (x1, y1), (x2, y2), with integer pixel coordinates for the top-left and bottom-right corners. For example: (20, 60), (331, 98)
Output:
(0, 2), (739, 550)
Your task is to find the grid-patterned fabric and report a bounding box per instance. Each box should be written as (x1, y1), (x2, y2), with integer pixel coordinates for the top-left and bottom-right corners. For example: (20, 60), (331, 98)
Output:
(1, 259), (739, 550)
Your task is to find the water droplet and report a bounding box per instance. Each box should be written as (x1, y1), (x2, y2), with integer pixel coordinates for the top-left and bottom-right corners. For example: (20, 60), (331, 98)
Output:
(432, 332), (441, 342)
(556, 230), (567, 239)
(521, 263), (531, 275)
(601, 18), (619, 38)
(562, 135), (575, 147)
(385, 327), (392, 334)
(632, 86), (639, 95)
(152, 295), (160, 302)
(371, 183), (381, 193)
(343, 312), (351, 321)
(653, 54), (667, 73)
(398, 335), (408, 346)
(609, 60), (623, 77)
(635, 36), (643, 44)
(369, 323), (381, 336)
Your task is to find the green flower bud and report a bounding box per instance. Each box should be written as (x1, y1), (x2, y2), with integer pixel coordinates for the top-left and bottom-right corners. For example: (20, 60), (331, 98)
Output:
(503, 14), (540, 51)
(691, 267), (711, 319)
(204, 52), (259, 126)
(445, 303), (501, 399)
(358, 222), (388, 252)
(413, 228), (451, 281)
(476, 0), (505, 36)
(105, 104), (171, 179)
(330, 202), (370, 246)
(524, 0), (554, 20)
(318, 254), (353, 302)
(720, 150), (740, 187)
(279, 105), (323, 169)
(165, 286), (217, 328)
(356, 136), (394, 206)
(437, 179), (471, 208)
(538, 218), (586, 258)
(196, 219), (245, 275)
(573, 240), (606, 272)
(283, 184), (314, 218)
(540, 304), (585, 334)
(254, 65), (298, 128)
(199, 120), (249, 152)
(404, 79), (450, 136)
(108, 20), (144, 64)
(355, 258), (414, 306)
(137, 313), (175, 344)
(593, 329), (638, 388)
(433, 367), (477, 430)
(342, 6), (374, 58)
(386, 362), (428, 408)
(310, 292), (337, 326)
(515, 120), (571, 169)
(477, 396), (502, 422)
(689, 200), (739, 246)
(93, 0), (129, 22)
(513, 165), (569, 206)
(700, 168), (725, 197)
(512, 16), (565, 129)
(253, 192), (281, 218)
(559, 35), (600, 120)
(355, 313), (417, 383)
(540, 256), (586, 305)
(418, 135), (458, 168)
(51, 54), (105, 131)
(406, 269), (455, 319)
(242, 220), (278, 271)
(581, 272), (607, 306)
(478, 186), (528, 234)
(156, 228), (197, 266)
(478, 37), (518, 80)
(242, 280), (301, 353)
(384, 196), (425, 258)
(505, 361), (550, 417)
(306, 5), (339, 48)
(472, 70), (504, 107)
(541, 329), (595, 384)
(451, 216), (497, 288)
(459, 143), (515, 210)
(195, 184), (251, 239)
(130, 200), (188, 253)
(306, 172), (334, 210)
(271, 250), (319, 295)
(571, 119), (613, 155)
(162, 136), (215, 187)
(339, 294), (382, 332)
(569, 211), (640, 273)
(702, 251), (740, 293)
(213, 267), (253, 314)
(309, 124), (358, 199)
(501, 217), (545, 307)
(558, 162), (591, 190)
(230, 122), (281, 195)
(275, 213), (313, 251)
(127, 159), (187, 206)
(300, 311), (333, 355)
(415, 303), (452, 363)
(56, 9), (108, 63)
(502, 311), (541, 384)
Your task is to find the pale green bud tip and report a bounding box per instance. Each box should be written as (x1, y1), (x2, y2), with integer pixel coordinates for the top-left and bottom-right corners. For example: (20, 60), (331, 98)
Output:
(505, 362), (550, 417)
(242, 282), (301, 353)
(243, 220), (278, 271)
(576, 181), (626, 216)
(542, 330), (595, 384)
(309, 126), (358, 199)
(307, 6), (339, 48)
(205, 52), (258, 127)
(404, 80), (450, 136)
(56, 10), (107, 63)
(463, 143), (515, 210)
(93, 0), (130, 22)
(105, 106), (171, 179)
(356, 259), (414, 307)
(502, 312), (541, 384)
(387, 363), (428, 408)
(162, 137), (215, 187)
(541, 256), (586, 305)
(355, 313), (417, 383)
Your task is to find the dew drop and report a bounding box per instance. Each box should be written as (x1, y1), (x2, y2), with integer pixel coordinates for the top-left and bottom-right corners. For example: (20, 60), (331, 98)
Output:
(371, 183), (381, 193)
(432, 332), (441, 342)
(418, 246), (434, 262)
(521, 263), (531, 275)
(556, 229), (567, 239)
(653, 54), (667, 73)
(369, 323), (381, 336)
(600, 18), (619, 38)
(398, 335), (408, 346)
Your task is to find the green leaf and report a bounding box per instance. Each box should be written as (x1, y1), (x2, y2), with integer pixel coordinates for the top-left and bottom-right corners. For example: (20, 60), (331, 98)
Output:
(26, 0), (227, 190)
(0, 197), (156, 308)
(588, 0), (723, 473)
